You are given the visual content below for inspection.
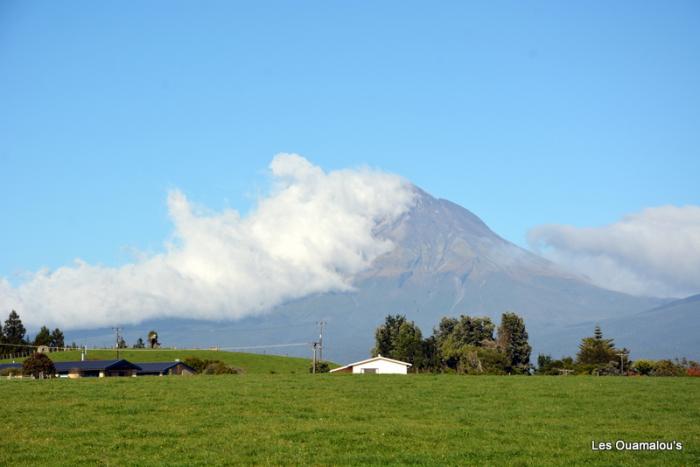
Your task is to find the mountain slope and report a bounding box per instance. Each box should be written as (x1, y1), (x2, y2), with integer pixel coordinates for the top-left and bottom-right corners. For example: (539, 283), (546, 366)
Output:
(538, 294), (700, 360)
(67, 187), (674, 363)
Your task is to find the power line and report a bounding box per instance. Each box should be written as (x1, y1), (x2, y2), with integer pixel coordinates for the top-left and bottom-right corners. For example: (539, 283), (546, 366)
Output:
(0, 341), (310, 352)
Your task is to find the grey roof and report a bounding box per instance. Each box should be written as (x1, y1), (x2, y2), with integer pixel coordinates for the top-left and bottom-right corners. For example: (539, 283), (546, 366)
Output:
(135, 361), (195, 374)
(53, 360), (142, 373)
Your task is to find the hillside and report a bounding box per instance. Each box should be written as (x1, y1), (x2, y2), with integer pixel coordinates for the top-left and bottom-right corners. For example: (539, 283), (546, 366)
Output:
(1, 349), (313, 374)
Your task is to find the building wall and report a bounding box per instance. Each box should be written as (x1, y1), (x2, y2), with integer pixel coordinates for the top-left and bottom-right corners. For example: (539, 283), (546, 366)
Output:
(352, 359), (409, 374)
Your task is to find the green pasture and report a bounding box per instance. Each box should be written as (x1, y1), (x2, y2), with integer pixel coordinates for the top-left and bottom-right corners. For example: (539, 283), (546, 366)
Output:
(1, 372), (698, 465)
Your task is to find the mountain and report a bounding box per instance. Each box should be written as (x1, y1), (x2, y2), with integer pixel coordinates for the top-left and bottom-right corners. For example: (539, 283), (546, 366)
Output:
(538, 294), (700, 360)
(67, 187), (677, 363)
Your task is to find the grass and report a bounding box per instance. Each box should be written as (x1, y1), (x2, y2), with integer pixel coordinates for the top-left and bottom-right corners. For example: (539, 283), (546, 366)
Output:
(2, 349), (313, 374)
(0, 374), (698, 465)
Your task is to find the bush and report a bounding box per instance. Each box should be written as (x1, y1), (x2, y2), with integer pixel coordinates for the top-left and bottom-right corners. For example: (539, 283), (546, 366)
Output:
(687, 367), (700, 377)
(455, 347), (509, 375)
(309, 361), (331, 373)
(183, 357), (207, 373)
(633, 359), (655, 376)
(22, 353), (56, 378)
(202, 361), (241, 375)
(653, 360), (684, 377)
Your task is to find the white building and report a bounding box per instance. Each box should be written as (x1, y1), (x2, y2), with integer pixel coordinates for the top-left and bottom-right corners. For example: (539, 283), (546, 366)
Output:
(329, 355), (412, 374)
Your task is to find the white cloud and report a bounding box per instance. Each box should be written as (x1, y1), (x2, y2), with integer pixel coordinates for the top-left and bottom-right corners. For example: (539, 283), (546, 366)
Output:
(528, 206), (700, 298)
(0, 154), (416, 329)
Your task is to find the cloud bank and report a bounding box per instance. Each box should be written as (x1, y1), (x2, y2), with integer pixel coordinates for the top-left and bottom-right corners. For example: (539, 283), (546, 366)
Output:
(0, 154), (416, 329)
(528, 206), (700, 298)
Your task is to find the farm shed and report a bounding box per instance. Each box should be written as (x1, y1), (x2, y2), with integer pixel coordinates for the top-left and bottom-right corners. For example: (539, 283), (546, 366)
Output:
(329, 355), (412, 374)
(54, 360), (142, 378)
(135, 361), (196, 376)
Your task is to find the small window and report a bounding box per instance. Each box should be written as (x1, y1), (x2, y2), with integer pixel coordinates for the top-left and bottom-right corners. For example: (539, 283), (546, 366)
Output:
(362, 368), (377, 374)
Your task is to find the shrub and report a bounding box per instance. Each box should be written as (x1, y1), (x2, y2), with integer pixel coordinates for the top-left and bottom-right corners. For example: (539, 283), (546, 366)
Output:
(183, 357), (207, 373)
(653, 360), (684, 377)
(202, 361), (241, 375)
(309, 361), (331, 373)
(633, 359), (655, 376)
(22, 353), (56, 378)
(687, 367), (700, 377)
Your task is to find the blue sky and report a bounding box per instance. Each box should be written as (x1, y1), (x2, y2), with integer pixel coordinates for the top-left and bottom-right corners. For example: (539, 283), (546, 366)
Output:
(2, 1), (699, 279)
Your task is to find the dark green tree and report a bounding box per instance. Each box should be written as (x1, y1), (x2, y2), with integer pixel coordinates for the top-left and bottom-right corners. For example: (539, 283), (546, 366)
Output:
(576, 325), (617, 370)
(22, 352), (56, 378)
(497, 312), (532, 374)
(420, 335), (440, 372)
(148, 330), (159, 348)
(372, 314), (425, 369)
(132, 337), (145, 349)
(50, 328), (64, 349)
(373, 314), (406, 357)
(309, 361), (331, 373)
(4, 310), (27, 354)
(33, 326), (52, 347)
(117, 336), (127, 349)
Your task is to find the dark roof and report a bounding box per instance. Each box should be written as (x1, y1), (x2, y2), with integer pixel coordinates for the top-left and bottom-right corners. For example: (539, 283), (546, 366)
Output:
(0, 363), (22, 370)
(135, 361), (195, 374)
(53, 360), (142, 373)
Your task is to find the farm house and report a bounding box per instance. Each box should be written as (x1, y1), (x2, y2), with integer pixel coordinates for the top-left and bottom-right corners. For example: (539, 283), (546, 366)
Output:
(329, 355), (412, 374)
(54, 360), (142, 378)
(135, 361), (195, 376)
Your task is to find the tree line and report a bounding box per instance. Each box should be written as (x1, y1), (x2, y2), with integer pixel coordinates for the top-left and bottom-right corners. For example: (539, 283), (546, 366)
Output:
(372, 312), (532, 374)
(0, 310), (66, 356)
(373, 314), (699, 377)
(537, 324), (700, 377)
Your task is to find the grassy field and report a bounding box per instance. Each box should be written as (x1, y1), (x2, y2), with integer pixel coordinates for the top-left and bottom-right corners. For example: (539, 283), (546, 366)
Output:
(1, 373), (698, 465)
(1, 349), (313, 374)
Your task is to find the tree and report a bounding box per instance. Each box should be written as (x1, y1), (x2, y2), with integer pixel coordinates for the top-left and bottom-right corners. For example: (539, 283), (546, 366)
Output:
(33, 326), (52, 347)
(497, 312), (532, 374)
(148, 330), (159, 348)
(50, 328), (64, 349)
(372, 315), (425, 369)
(435, 315), (497, 371)
(117, 336), (127, 349)
(133, 338), (145, 349)
(653, 360), (684, 376)
(22, 352), (56, 378)
(4, 310), (27, 354)
(420, 336), (440, 372)
(373, 314), (407, 357)
(576, 325), (616, 369)
(633, 359), (655, 376)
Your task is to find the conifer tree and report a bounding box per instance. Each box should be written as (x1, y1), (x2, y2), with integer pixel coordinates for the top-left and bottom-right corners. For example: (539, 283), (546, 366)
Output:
(33, 326), (52, 347)
(576, 325), (616, 366)
(4, 310), (27, 354)
(50, 328), (65, 349)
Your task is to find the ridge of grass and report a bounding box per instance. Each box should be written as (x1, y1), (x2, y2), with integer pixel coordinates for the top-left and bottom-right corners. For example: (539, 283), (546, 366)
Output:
(1, 349), (315, 374)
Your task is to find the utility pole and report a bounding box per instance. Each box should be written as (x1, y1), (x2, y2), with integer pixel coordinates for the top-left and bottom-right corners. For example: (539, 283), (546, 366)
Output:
(317, 320), (326, 362)
(312, 342), (318, 374)
(617, 351), (627, 375)
(112, 327), (122, 360)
